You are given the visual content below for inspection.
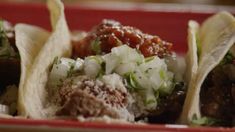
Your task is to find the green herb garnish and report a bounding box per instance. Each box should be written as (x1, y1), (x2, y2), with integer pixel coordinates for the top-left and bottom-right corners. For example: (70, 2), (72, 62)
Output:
(91, 38), (101, 54)
(191, 114), (222, 126)
(144, 98), (156, 105)
(159, 69), (165, 80)
(145, 56), (155, 62)
(96, 62), (105, 78)
(158, 81), (174, 96)
(220, 51), (234, 65)
(67, 62), (75, 77)
(0, 20), (17, 59)
(89, 55), (103, 64)
(124, 72), (143, 92)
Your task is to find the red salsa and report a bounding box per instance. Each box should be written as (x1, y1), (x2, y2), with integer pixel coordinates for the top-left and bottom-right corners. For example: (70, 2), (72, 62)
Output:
(72, 20), (172, 58)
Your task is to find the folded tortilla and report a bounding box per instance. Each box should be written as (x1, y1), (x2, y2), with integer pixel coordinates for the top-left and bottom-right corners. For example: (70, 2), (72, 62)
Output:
(16, 24), (50, 116)
(179, 11), (235, 124)
(17, 0), (71, 118)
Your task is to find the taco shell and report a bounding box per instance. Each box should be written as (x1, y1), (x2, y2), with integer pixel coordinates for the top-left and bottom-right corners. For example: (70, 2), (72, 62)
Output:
(179, 11), (235, 124)
(17, 0), (71, 118)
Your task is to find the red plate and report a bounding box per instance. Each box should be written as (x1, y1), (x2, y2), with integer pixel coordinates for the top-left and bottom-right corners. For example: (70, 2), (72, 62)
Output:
(0, 2), (234, 132)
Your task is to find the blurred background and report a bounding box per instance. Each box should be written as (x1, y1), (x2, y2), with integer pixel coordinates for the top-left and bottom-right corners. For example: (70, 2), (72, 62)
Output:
(2, 0), (235, 5)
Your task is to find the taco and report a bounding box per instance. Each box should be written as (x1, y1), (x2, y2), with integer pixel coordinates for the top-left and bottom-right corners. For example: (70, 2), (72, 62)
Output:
(17, 0), (71, 118)
(0, 0), (69, 117)
(179, 12), (235, 126)
(19, 0), (189, 123)
(0, 18), (50, 116)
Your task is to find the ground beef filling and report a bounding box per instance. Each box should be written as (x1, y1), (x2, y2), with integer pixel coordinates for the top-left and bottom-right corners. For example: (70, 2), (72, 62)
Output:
(56, 76), (131, 119)
(200, 64), (235, 125)
(73, 19), (172, 58)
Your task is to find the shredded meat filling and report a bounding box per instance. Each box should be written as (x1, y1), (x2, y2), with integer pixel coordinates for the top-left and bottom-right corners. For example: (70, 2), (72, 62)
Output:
(200, 64), (235, 126)
(56, 76), (133, 121)
(0, 21), (20, 92)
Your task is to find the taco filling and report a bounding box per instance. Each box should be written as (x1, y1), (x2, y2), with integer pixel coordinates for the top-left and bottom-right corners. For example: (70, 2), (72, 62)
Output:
(200, 48), (235, 126)
(46, 20), (186, 123)
(0, 20), (19, 115)
(0, 20), (19, 88)
(179, 11), (235, 127)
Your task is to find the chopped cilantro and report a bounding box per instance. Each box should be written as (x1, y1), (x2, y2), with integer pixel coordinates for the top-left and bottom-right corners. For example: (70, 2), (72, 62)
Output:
(67, 62), (75, 77)
(191, 114), (222, 126)
(91, 38), (101, 54)
(220, 52), (234, 65)
(0, 20), (17, 59)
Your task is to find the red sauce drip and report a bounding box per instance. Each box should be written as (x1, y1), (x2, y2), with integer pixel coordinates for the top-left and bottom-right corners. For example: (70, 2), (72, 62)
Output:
(73, 20), (172, 58)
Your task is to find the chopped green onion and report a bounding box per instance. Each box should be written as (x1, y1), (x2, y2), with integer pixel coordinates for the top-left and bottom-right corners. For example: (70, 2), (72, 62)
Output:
(124, 72), (143, 92)
(88, 55), (103, 64)
(144, 99), (156, 106)
(96, 62), (105, 78)
(159, 69), (165, 80)
(67, 62), (75, 77)
(145, 56), (155, 62)
(85, 56), (105, 78)
(158, 81), (174, 95)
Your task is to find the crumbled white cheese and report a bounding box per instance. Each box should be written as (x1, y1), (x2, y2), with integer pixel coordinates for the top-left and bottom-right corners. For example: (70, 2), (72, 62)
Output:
(101, 73), (127, 93)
